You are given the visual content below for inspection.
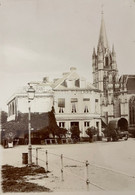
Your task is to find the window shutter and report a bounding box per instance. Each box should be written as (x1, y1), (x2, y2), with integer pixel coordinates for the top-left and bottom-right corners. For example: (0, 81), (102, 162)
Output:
(58, 98), (65, 107)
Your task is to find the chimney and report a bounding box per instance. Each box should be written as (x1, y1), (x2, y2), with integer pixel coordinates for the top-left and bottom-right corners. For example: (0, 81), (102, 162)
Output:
(70, 67), (76, 72)
(62, 72), (69, 76)
(43, 77), (49, 83)
(53, 78), (59, 83)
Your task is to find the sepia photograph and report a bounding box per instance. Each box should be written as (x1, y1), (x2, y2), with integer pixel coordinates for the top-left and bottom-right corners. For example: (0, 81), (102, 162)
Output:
(0, 0), (135, 194)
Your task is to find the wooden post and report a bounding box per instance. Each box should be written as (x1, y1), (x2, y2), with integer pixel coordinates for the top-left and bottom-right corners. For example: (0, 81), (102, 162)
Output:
(46, 150), (48, 172)
(61, 154), (64, 181)
(86, 160), (90, 190)
(36, 148), (38, 165)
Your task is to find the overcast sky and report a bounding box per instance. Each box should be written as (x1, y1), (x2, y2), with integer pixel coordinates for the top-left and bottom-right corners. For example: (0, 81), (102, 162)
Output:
(0, 0), (135, 111)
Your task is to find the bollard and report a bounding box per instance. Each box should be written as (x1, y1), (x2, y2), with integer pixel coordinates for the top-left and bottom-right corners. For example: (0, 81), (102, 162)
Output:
(46, 150), (48, 172)
(61, 154), (64, 181)
(36, 147), (42, 165)
(86, 160), (90, 191)
(55, 139), (58, 144)
(22, 153), (28, 164)
(36, 148), (38, 165)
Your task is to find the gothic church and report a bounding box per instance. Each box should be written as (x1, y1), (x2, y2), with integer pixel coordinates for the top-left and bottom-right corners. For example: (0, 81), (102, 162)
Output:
(92, 13), (135, 131)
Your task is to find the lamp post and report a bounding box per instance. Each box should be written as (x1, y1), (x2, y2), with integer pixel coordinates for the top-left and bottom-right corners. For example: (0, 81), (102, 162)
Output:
(27, 84), (35, 165)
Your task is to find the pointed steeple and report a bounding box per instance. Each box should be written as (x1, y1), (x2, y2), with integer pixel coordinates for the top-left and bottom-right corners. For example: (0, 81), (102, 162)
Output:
(112, 44), (115, 55)
(98, 13), (109, 52)
(92, 47), (96, 57)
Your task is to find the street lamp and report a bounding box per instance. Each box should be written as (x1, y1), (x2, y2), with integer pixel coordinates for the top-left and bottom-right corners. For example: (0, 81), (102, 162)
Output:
(27, 84), (35, 165)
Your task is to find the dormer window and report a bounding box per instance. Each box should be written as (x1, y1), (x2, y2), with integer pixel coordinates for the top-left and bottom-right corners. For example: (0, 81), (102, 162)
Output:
(58, 98), (65, 113)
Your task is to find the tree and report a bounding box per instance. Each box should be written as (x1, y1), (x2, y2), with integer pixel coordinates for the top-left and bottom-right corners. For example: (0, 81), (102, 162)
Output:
(85, 126), (97, 142)
(55, 127), (67, 139)
(1, 111), (49, 144)
(34, 126), (50, 139)
(1, 111), (8, 124)
(16, 111), (49, 131)
(48, 107), (58, 137)
(1, 107), (67, 143)
(2, 121), (27, 141)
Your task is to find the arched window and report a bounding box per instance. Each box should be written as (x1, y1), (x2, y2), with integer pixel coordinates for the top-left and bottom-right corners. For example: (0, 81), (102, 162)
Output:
(105, 56), (109, 67)
(103, 76), (108, 97)
(129, 96), (135, 126)
(113, 75), (116, 92)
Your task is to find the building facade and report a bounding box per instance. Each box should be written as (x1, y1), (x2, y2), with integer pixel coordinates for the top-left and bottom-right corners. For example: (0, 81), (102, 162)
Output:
(7, 67), (102, 137)
(53, 67), (101, 137)
(7, 83), (54, 122)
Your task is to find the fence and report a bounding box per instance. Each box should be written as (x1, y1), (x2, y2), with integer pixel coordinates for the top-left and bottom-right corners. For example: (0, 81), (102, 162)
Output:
(31, 147), (105, 191)
(31, 147), (135, 191)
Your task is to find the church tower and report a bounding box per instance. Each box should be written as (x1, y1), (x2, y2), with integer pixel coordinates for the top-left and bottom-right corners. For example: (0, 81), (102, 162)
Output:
(92, 13), (121, 123)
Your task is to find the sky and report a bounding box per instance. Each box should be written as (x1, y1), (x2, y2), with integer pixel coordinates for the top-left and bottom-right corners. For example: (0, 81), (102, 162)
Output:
(0, 0), (135, 111)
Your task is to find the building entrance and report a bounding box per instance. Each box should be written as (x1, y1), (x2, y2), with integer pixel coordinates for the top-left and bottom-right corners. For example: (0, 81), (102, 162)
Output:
(71, 122), (79, 128)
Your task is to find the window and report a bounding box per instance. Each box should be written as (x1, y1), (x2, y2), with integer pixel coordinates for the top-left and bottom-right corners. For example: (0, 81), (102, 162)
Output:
(83, 98), (90, 113)
(95, 99), (99, 113)
(84, 121), (90, 127)
(105, 56), (109, 67)
(59, 122), (65, 128)
(58, 98), (65, 113)
(96, 122), (99, 129)
(71, 98), (78, 113)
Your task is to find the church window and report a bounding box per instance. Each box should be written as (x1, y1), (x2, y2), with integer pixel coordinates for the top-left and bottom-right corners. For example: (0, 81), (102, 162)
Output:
(105, 56), (109, 67)
(103, 76), (108, 96)
(71, 98), (78, 113)
(114, 98), (121, 118)
(58, 98), (65, 113)
(113, 76), (116, 92)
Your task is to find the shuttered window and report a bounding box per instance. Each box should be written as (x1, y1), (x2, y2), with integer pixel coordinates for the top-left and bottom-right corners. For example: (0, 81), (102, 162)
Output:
(58, 98), (65, 113)
(71, 98), (78, 102)
(58, 98), (65, 107)
(83, 98), (90, 113)
(71, 98), (78, 113)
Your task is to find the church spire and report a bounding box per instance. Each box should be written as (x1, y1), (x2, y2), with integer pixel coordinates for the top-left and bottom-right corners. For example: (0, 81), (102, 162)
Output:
(112, 44), (115, 54)
(98, 13), (109, 52)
